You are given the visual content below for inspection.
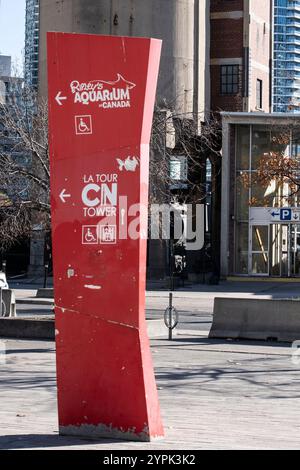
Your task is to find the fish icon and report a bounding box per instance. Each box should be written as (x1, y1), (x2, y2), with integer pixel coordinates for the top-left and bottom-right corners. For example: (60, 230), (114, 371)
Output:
(116, 156), (139, 172)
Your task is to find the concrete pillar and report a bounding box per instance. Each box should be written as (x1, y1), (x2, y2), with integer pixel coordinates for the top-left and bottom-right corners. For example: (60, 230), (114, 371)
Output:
(220, 119), (230, 278)
(39, 0), (209, 117)
(28, 228), (45, 277)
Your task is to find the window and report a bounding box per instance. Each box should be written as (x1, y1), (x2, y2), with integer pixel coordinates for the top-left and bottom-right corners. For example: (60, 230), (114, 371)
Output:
(256, 79), (263, 109)
(170, 156), (188, 181)
(220, 65), (239, 95)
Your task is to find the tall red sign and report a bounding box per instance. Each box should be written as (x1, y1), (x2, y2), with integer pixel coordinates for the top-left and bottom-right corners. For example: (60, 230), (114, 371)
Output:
(47, 33), (163, 441)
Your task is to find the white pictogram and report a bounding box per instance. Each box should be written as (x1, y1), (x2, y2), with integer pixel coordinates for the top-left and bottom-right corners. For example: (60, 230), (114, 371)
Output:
(116, 156), (139, 172)
(99, 225), (117, 244)
(75, 115), (93, 135)
(82, 226), (98, 245)
(55, 91), (67, 106)
(121, 208), (126, 225)
(59, 189), (71, 203)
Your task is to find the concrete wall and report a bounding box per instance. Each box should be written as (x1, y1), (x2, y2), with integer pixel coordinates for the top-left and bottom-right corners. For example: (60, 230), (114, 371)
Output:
(39, 0), (210, 118)
(210, 297), (300, 342)
(210, 0), (271, 113)
(247, 0), (271, 112)
(210, 0), (244, 112)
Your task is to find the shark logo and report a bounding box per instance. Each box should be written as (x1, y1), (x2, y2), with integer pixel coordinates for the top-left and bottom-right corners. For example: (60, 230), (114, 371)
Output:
(70, 74), (136, 109)
(117, 156), (139, 172)
(87, 74), (136, 91)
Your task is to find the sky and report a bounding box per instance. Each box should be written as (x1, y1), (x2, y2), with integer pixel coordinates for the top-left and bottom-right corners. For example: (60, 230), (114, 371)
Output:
(0, 0), (26, 76)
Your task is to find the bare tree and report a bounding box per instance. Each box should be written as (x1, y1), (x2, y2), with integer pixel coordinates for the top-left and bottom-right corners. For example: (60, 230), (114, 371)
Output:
(149, 104), (222, 282)
(0, 84), (50, 251)
(239, 122), (300, 207)
(150, 105), (221, 206)
(0, 85), (222, 264)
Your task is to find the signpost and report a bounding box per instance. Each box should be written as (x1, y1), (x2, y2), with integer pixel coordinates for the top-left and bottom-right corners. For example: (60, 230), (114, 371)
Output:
(47, 32), (163, 441)
(250, 207), (300, 224)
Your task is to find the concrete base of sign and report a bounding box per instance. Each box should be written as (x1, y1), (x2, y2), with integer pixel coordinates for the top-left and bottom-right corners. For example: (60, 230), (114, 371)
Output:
(59, 423), (163, 442)
(210, 297), (300, 342)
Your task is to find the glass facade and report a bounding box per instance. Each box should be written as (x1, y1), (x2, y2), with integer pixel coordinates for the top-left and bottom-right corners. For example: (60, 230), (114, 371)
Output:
(25, 0), (40, 88)
(234, 124), (300, 276)
(273, 0), (300, 113)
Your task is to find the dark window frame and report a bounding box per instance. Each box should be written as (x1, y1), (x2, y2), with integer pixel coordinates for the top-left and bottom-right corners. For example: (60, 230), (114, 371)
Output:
(256, 79), (263, 109)
(220, 65), (240, 96)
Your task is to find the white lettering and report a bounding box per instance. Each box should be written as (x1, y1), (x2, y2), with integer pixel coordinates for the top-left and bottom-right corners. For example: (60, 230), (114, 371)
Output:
(82, 183), (118, 208)
(82, 184), (100, 207)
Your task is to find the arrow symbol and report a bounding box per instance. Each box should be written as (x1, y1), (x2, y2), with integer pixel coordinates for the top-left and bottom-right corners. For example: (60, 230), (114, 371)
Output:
(55, 91), (67, 106)
(271, 211), (280, 217)
(59, 189), (71, 203)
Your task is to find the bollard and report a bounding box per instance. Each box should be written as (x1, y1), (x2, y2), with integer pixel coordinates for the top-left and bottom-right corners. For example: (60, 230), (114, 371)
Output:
(2, 260), (6, 274)
(0, 287), (3, 317)
(164, 292), (179, 341)
(169, 293), (173, 340)
(43, 263), (49, 289)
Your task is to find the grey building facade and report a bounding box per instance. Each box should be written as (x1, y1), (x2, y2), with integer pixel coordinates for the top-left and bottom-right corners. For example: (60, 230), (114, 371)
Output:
(36, 0), (212, 280)
(38, 0), (211, 119)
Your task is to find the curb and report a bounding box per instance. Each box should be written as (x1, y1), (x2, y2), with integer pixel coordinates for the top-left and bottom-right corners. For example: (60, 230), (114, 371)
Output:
(16, 299), (54, 305)
(0, 318), (169, 341)
(0, 318), (55, 340)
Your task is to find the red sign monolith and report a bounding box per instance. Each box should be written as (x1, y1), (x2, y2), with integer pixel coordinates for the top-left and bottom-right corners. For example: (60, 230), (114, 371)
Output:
(47, 32), (163, 441)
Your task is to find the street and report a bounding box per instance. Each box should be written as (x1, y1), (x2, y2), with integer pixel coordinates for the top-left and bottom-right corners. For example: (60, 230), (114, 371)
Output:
(11, 280), (300, 335)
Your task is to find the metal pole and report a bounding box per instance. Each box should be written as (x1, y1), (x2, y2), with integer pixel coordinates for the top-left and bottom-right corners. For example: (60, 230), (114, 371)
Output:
(0, 287), (2, 317)
(2, 260), (6, 274)
(44, 264), (49, 289)
(168, 292), (173, 341)
(170, 239), (174, 292)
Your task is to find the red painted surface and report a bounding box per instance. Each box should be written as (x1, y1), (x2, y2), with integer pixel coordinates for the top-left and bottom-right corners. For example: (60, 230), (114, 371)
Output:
(47, 32), (163, 441)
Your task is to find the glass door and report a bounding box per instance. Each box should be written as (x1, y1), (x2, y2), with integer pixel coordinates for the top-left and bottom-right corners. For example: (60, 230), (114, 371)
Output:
(250, 225), (269, 275)
(270, 224), (288, 277)
(290, 224), (300, 276)
(269, 224), (300, 277)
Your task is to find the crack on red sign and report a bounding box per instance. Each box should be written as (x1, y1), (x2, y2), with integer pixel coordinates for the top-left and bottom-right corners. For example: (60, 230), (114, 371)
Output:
(56, 306), (139, 330)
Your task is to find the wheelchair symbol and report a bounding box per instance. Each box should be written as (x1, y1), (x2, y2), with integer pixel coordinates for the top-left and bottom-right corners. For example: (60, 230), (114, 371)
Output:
(82, 226), (98, 244)
(75, 115), (93, 135)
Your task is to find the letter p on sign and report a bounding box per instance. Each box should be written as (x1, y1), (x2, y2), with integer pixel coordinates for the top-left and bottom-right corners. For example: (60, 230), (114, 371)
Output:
(280, 209), (292, 221)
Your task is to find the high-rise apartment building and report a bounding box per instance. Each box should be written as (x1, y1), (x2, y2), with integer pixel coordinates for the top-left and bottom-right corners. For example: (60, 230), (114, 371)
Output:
(210, 0), (272, 113)
(273, 0), (300, 112)
(25, 0), (40, 88)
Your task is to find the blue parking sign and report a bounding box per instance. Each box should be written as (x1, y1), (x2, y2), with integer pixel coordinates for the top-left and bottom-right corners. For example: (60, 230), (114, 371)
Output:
(280, 208), (292, 221)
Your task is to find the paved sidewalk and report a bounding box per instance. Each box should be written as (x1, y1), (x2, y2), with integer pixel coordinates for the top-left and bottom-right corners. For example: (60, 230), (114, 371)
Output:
(11, 281), (300, 333)
(0, 335), (299, 450)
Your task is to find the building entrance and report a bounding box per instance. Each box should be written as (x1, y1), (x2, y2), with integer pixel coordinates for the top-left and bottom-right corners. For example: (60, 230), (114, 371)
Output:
(250, 223), (300, 277)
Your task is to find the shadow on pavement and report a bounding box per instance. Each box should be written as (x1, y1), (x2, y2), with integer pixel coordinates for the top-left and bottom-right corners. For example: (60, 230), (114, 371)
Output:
(0, 433), (138, 449)
(155, 336), (292, 350)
